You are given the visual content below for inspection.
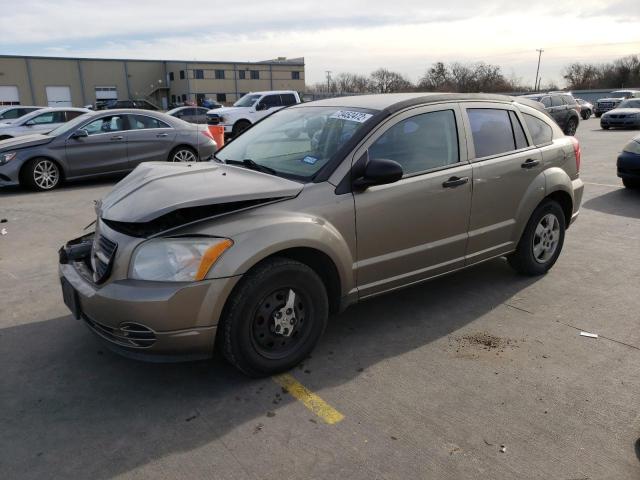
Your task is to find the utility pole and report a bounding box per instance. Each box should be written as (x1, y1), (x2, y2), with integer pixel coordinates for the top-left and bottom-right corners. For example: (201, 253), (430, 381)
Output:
(535, 49), (544, 92)
(325, 70), (332, 94)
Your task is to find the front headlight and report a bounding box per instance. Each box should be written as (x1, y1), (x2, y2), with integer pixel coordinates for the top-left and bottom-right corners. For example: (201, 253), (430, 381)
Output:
(0, 151), (17, 165)
(623, 140), (640, 155)
(130, 237), (233, 281)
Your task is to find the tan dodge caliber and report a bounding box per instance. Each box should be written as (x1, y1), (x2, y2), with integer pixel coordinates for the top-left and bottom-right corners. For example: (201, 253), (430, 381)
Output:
(59, 93), (584, 376)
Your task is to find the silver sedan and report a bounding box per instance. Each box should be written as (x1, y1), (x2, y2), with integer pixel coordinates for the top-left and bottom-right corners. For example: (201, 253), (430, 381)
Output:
(0, 107), (90, 139)
(0, 109), (217, 191)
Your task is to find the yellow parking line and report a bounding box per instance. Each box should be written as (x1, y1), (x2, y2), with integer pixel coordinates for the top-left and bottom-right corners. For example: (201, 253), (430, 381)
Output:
(273, 373), (345, 424)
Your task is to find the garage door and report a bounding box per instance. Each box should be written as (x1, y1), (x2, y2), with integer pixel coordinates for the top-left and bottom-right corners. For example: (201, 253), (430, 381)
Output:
(0, 86), (20, 105)
(95, 86), (118, 100)
(46, 86), (72, 107)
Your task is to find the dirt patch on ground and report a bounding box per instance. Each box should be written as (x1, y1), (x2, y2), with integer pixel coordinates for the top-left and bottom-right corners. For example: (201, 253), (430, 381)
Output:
(449, 332), (519, 358)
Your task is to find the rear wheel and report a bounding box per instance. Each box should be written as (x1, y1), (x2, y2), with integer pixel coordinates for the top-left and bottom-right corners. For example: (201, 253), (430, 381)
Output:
(22, 157), (61, 191)
(622, 178), (640, 189)
(232, 120), (251, 137)
(581, 110), (590, 120)
(169, 146), (197, 162)
(221, 257), (328, 377)
(595, 113), (602, 118)
(564, 117), (578, 136)
(508, 200), (566, 276)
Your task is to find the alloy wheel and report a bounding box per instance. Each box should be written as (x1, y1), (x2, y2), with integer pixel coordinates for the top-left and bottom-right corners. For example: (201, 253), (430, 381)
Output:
(172, 149), (196, 162)
(532, 213), (560, 263)
(33, 160), (59, 190)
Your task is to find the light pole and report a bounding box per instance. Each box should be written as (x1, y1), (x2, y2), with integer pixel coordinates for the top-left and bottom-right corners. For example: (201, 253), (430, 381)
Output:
(535, 48), (544, 92)
(325, 70), (332, 93)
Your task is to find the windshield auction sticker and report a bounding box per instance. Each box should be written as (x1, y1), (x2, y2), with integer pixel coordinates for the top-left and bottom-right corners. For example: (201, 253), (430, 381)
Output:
(329, 110), (373, 123)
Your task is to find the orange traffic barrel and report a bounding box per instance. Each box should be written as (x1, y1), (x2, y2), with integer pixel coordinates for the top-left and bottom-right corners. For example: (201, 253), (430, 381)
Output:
(207, 125), (225, 150)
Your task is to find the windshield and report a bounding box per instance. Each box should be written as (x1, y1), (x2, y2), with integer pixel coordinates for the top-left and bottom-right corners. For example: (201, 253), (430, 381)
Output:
(233, 94), (262, 108)
(619, 99), (640, 109)
(216, 106), (377, 180)
(47, 113), (93, 137)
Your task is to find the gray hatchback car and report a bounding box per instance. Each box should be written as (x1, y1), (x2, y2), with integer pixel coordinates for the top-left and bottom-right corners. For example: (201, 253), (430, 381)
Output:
(59, 93), (584, 376)
(0, 109), (217, 190)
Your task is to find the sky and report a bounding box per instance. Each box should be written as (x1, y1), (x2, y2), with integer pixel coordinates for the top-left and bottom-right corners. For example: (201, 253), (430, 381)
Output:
(1, 0), (639, 87)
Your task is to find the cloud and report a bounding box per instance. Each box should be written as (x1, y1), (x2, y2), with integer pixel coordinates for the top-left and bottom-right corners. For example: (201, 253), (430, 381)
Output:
(1, 0), (638, 85)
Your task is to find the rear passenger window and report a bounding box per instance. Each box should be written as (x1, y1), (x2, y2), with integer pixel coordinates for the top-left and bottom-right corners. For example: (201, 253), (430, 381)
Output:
(129, 115), (170, 129)
(467, 109), (518, 158)
(523, 113), (553, 146)
(65, 111), (85, 120)
(369, 110), (459, 175)
(280, 94), (297, 106)
(540, 97), (551, 108)
(551, 96), (563, 107)
(509, 111), (528, 149)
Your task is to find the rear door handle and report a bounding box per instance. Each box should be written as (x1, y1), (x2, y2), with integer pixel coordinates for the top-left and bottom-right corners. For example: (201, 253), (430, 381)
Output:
(156, 133), (169, 138)
(442, 176), (469, 188)
(110, 135), (124, 141)
(521, 159), (540, 169)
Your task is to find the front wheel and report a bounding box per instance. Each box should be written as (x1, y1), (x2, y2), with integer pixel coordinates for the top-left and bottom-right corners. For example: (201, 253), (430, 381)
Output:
(221, 257), (328, 377)
(508, 200), (566, 276)
(22, 157), (61, 191)
(595, 113), (602, 118)
(622, 178), (640, 189)
(581, 110), (590, 120)
(232, 120), (251, 137)
(601, 125), (610, 130)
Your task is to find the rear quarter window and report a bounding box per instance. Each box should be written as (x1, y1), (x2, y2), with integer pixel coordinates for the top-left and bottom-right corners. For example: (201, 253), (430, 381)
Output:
(523, 113), (553, 146)
(467, 108), (518, 158)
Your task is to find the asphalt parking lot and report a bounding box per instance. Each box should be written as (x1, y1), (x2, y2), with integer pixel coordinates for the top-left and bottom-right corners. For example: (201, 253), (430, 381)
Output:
(1, 117), (639, 479)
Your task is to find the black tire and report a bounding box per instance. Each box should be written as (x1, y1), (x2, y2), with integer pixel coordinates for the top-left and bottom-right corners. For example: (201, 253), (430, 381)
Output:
(581, 110), (590, 120)
(168, 146), (197, 162)
(232, 120), (251, 137)
(622, 178), (640, 189)
(21, 157), (62, 191)
(601, 125), (610, 130)
(595, 113), (602, 118)
(221, 257), (328, 377)
(508, 200), (566, 276)
(564, 117), (578, 136)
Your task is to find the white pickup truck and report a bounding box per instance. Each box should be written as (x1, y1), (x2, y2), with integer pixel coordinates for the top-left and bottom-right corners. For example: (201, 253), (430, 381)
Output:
(206, 90), (301, 137)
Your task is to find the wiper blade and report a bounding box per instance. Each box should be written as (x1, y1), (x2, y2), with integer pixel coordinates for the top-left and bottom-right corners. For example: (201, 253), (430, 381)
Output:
(225, 159), (278, 175)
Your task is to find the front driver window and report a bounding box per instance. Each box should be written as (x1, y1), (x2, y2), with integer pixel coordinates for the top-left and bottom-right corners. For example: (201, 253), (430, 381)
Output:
(83, 116), (126, 135)
(369, 110), (459, 175)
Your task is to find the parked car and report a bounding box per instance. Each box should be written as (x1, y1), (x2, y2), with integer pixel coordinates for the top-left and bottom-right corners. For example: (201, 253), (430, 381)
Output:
(201, 99), (223, 110)
(522, 92), (580, 135)
(100, 99), (160, 111)
(0, 107), (89, 140)
(206, 90), (301, 137)
(58, 93), (584, 376)
(616, 134), (640, 188)
(594, 90), (640, 117)
(0, 109), (216, 191)
(576, 99), (593, 120)
(600, 98), (640, 130)
(167, 106), (211, 124)
(0, 105), (44, 121)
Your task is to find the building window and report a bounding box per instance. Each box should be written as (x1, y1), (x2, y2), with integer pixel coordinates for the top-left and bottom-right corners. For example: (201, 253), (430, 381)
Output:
(179, 70), (185, 80)
(215, 69), (225, 79)
(216, 93), (227, 103)
(194, 69), (204, 79)
(181, 94), (187, 101)
(238, 70), (246, 79)
(292, 71), (301, 80)
(250, 70), (259, 80)
(171, 94), (176, 103)
(169, 72), (174, 81)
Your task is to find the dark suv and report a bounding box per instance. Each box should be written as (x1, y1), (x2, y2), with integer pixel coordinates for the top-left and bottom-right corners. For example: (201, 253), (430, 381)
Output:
(522, 93), (580, 135)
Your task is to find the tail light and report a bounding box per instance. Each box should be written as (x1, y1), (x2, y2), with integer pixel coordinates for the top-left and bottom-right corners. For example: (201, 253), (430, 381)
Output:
(201, 128), (214, 140)
(569, 136), (581, 172)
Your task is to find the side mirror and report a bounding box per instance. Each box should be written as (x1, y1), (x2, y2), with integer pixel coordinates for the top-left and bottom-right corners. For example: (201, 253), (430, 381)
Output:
(353, 157), (403, 190)
(256, 103), (267, 111)
(71, 129), (89, 139)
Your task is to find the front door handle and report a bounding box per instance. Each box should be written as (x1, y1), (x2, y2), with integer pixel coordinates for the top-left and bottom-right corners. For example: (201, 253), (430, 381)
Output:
(442, 176), (469, 188)
(521, 158), (540, 169)
(156, 133), (168, 138)
(110, 135), (124, 141)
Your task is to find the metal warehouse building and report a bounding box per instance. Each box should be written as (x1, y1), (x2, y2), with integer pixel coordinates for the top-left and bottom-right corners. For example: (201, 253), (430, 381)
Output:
(0, 55), (305, 109)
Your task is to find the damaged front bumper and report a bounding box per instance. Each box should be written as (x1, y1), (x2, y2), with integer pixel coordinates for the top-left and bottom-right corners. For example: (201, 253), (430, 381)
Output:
(58, 233), (240, 362)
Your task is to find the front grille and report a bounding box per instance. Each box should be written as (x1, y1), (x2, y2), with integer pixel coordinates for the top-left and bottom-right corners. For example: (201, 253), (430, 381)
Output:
(83, 317), (156, 348)
(92, 233), (117, 284)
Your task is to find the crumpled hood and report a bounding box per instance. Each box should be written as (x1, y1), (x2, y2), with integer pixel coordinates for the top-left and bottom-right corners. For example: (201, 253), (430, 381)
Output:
(0, 134), (53, 151)
(207, 106), (250, 117)
(99, 161), (303, 223)
(603, 108), (640, 116)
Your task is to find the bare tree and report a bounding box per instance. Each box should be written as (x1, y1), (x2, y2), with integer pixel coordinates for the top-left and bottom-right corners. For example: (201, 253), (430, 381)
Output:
(369, 68), (414, 93)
